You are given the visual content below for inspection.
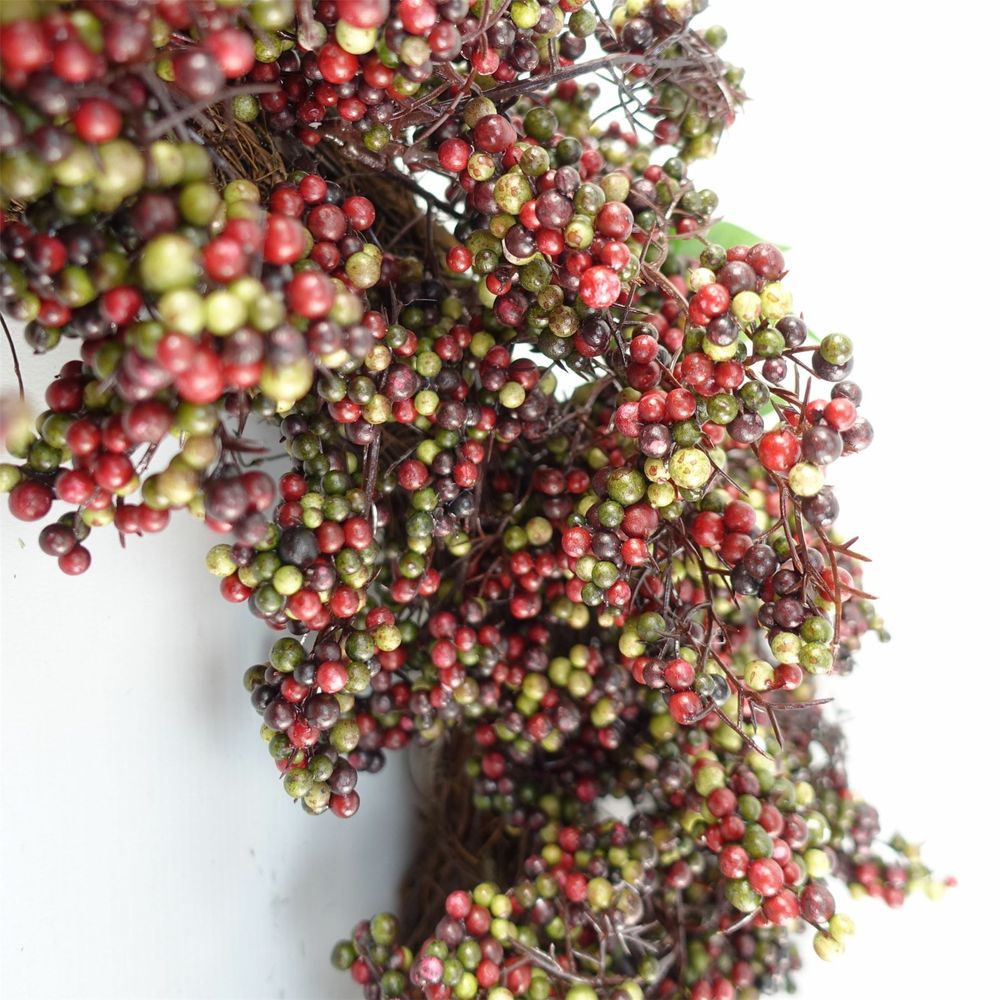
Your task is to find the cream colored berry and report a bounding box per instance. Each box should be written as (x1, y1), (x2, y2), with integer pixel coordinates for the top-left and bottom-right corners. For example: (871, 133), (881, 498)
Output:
(789, 461), (824, 497)
(760, 281), (793, 322)
(731, 290), (762, 324)
(669, 447), (712, 489)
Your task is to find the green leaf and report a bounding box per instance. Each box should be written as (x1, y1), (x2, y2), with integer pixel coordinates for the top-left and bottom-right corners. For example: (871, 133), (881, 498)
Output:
(671, 221), (789, 264)
(706, 220), (772, 249)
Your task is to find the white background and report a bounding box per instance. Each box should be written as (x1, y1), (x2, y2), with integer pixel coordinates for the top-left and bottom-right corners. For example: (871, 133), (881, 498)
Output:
(2, 2), (997, 997)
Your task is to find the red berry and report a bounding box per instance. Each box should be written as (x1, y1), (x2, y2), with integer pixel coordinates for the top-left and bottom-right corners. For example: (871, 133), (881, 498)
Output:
(156, 332), (198, 375)
(398, 0), (436, 34)
(93, 453), (134, 491)
(264, 214), (306, 265)
(331, 791), (360, 818)
(763, 889), (800, 925)
(723, 500), (756, 533)
(824, 397), (857, 431)
(55, 469), (95, 505)
(318, 41), (359, 83)
(666, 388), (697, 421)
(0, 19), (51, 73)
(693, 282), (731, 319)
(446, 245), (472, 273)
(28, 235), (67, 275)
(316, 660), (349, 694)
(343, 196), (375, 230)
(204, 236), (248, 282)
(747, 858), (784, 897)
(122, 400), (172, 443)
(52, 38), (100, 83)
(138, 506), (170, 533)
(746, 242), (785, 280)
(622, 503), (657, 539)
(669, 690), (702, 725)
(58, 545), (92, 575)
(579, 265), (621, 309)
(298, 175), (327, 204)
(719, 844), (749, 879)
(66, 420), (101, 456)
(471, 47), (500, 75)
(9, 480), (52, 521)
(175, 346), (224, 404)
(286, 271), (334, 319)
(758, 429), (801, 473)
(472, 114), (516, 154)
(595, 201), (634, 239)
(337, 0), (389, 28)
(465, 904), (491, 936)
(630, 334), (659, 365)
(288, 718), (319, 749)
(561, 526), (590, 558)
(444, 891), (471, 920)
(45, 376), (82, 413)
(72, 99), (122, 144)
(270, 185), (305, 217)
(202, 27), (255, 78)
(707, 787), (737, 818)
(343, 516), (372, 549)
(664, 658), (694, 689)
(101, 286), (143, 326)
(438, 138), (471, 173)
(691, 511), (725, 549)
(220, 573), (251, 602)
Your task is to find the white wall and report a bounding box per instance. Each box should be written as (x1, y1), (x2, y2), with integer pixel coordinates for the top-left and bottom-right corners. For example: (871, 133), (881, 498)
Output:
(1, 2), (995, 997)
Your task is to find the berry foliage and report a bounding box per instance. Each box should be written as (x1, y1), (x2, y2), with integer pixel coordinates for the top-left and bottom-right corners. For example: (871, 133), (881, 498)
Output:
(0, 2), (944, 998)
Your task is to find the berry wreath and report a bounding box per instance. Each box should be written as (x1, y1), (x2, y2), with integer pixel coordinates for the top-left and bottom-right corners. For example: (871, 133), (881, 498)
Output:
(0, 2), (952, 999)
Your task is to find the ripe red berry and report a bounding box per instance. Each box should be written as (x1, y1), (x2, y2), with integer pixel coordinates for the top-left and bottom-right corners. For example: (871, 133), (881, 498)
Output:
(667, 388), (697, 421)
(758, 429), (801, 473)
(72, 99), (123, 143)
(94, 454), (134, 491)
(338, 0), (389, 28)
(669, 690), (702, 725)
(664, 658), (694, 690)
(101, 286), (143, 326)
(747, 858), (784, 897)
(719, 844), (750, 879)
(0, 19), (50, 73)
(444, 890), (471, 920)
(202, 26), (255, 78)
(692, 511), (725, 549)
(562, 526), (590, 558)
(318, 41), (359, 83)
(595, 201), (634, 239)
(343, 196), (375, 230)
(264, 215), (307, 265)
(52, 38), (100, 83)
(824, 397), (857, 431)
(472, 114), (516, 154)
(746, 242), (785, 279)
(446, 245), (472, 273)
(763, 889), (800, 925)
(58, 545), (92, 576)
(723, 501), (756, 533)
(9, 480), (53, 521)
(438, 138), (471, 173)
(398, 0), (436, 34)
(694, 282), (731, 318)
(286, 271), (334, 319)
(579, 265), (621, 309)
(54, 469), (95, 506)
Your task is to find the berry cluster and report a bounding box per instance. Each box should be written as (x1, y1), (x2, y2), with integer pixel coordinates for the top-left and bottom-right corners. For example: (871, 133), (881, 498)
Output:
(1, 2), (942, 998)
